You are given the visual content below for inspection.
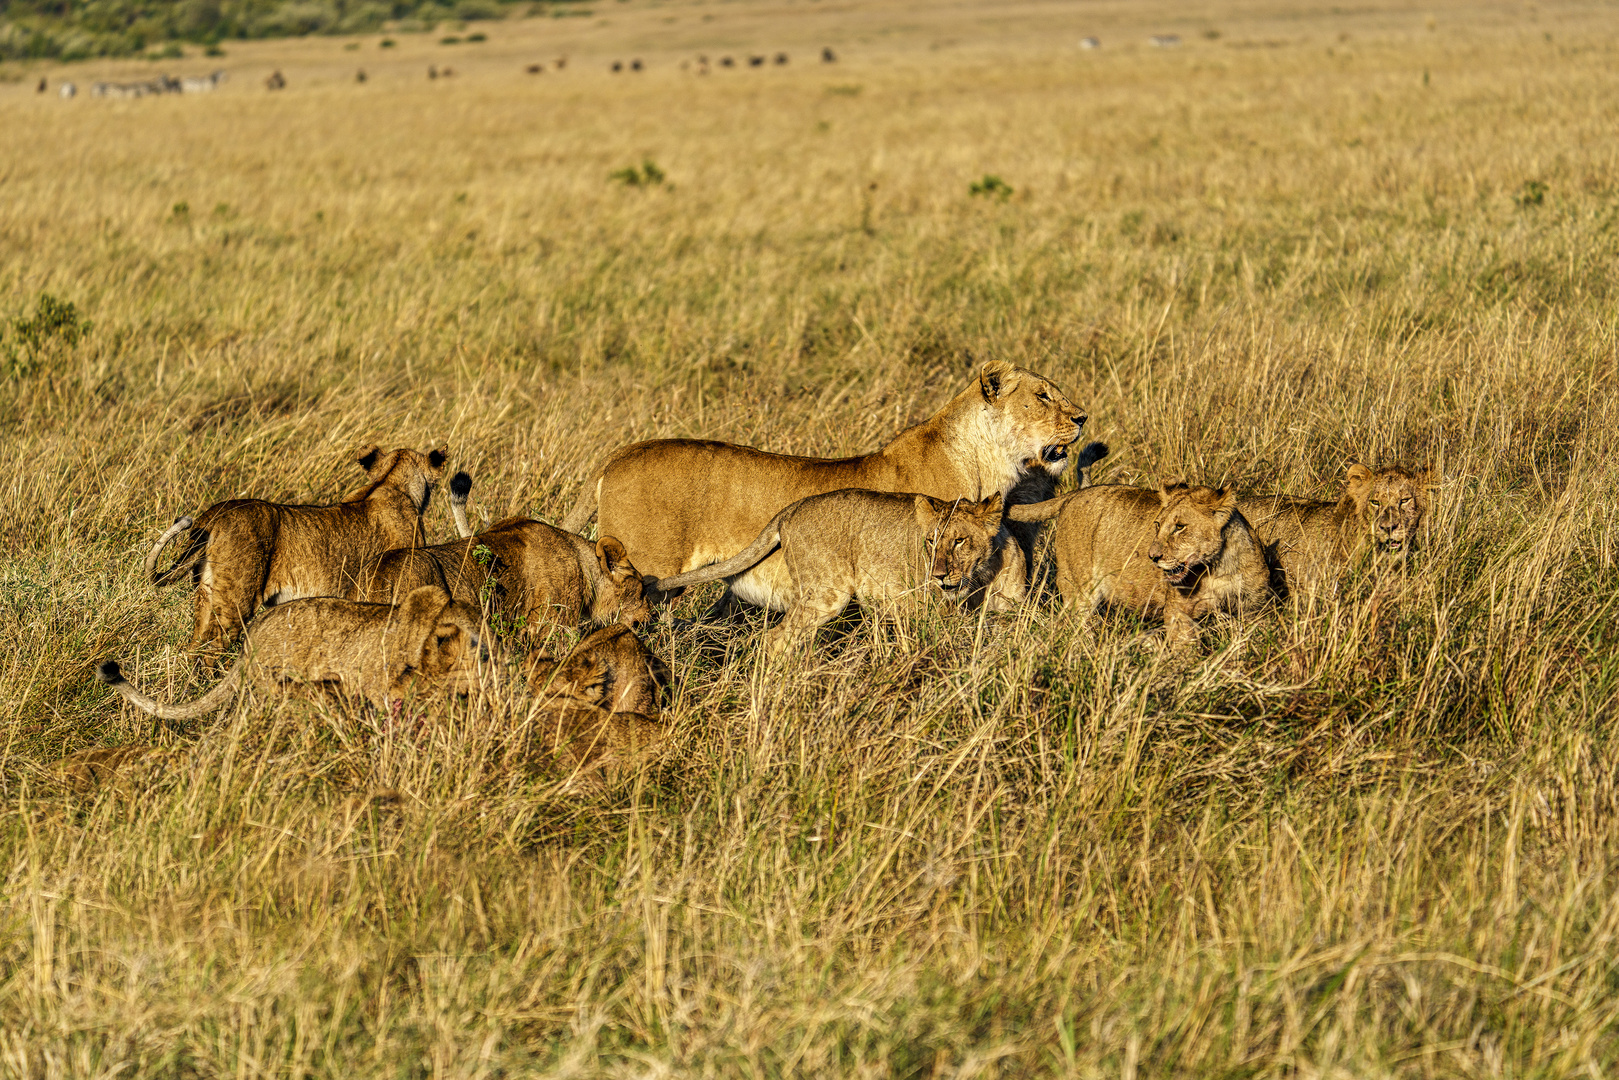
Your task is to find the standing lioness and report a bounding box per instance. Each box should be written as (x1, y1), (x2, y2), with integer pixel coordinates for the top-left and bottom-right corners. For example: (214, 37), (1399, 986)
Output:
(564, 360), (1086, 614)
(652, 490), (1005, 657)
(147, 445), (447, 652)
(1011, 484), (1273, 650)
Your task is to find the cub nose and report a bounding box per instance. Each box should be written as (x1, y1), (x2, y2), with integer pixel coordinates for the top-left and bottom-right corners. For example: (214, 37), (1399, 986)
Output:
(1073, 413), (1087, 428)
(1147, 542), (1164, 561)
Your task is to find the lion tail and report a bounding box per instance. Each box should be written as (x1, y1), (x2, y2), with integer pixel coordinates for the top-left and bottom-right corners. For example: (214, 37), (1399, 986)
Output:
(146, 515), (202, 587)
(651, 516), (787, 593)
(1074, 441), (1110, 485)
(1007, 497), (1070, 523)
(449, 472), (475, 539)
(96, 657), (242, 722)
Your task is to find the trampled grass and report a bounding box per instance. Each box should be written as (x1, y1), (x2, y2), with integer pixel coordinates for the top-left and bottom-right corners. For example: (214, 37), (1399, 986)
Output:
(2, 0), (1619, 1074)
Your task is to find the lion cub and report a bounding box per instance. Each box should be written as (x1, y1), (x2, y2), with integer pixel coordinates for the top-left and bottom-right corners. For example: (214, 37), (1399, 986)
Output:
(147, 445), (448, 653)
(520, 625), (673, 780)
(653, 489), (1005, 657)
(97, 585), (485, 723)
(1010, 483), (1272, 650)
(1246, 463), (1431, 594)
(349, 473), (650, 633)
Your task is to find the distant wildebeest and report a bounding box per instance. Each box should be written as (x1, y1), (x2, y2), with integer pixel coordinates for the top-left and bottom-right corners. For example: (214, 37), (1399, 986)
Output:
(1080, 37), (1101, 49)
(822, 46), (837, 63)
(59, 82), (76, 98)
(630, 58), (642, 71)
(720, 56), (735, 68)
(611, 60), (623, 72)
(266, 69), (286, 89)
(748, 55), (765, 67)
(441, 67), (455, 77)
(428, 64), (439, 79)
(526, 63), (543, 74)
(1149, 34), (1182, 47)
(37, 77), (47, 93)
(554, 56), (567, 69)
(774, 52), (788, 65)
(356, 68), (367, 82)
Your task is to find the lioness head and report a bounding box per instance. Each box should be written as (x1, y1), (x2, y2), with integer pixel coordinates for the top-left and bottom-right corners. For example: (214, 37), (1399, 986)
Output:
(525, 624), (669, 716)
(976, 359), (1086, 478)
(916, 492), (1004, 594)
(592, 536), (652, 627)
(1346, 464), (1429, 553)
(396, 584), (487, 691)
(355, 444), (450, 513)
(1148, 484), (1240, 589)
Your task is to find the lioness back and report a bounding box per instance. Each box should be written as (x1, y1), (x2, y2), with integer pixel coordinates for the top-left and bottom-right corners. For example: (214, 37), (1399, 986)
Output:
(588, 361), (1085, 610)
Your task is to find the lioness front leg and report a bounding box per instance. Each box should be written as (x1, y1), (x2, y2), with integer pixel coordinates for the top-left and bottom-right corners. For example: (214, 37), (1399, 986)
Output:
(764, 585), (851, 659)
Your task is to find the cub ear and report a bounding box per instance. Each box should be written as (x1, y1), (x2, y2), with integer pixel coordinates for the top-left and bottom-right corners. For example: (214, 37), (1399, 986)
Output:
(355, 445), (382, 474)
(428, 446), (449, 471)
(1345, 462), (1374, 488)
(973, 492), (1004, 527)
(914, 495), (945, 531)
(978, 359), (1015, 402)
(596, 536), (636, 579)
(1212, 486), (1239, 523)
(1158, 482), (1190, 503)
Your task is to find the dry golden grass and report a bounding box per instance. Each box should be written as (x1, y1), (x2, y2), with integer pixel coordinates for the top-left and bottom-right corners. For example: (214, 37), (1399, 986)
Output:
(3, 0), (1619, 1074)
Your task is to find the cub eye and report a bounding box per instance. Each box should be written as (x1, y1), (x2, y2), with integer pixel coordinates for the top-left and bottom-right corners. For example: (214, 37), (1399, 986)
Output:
(1173, 523), (1185, 533)
(1400, 497), (1412, 507)
(1369, 500), (1382, 508)
(1037, 391), (1051, 404)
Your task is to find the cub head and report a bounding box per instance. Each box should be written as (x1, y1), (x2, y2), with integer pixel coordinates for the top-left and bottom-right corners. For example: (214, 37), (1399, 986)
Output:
(395, 585), (487, 692)
(525, 624), (669, 716)
(355, 444), (450, 514)
(592, 536), (651, 628)
(1345, 463), (1429, 553)
(976, 359), (1087, 479)
(1148, 484), (1239, 590)
(916, 492), (1004, 596)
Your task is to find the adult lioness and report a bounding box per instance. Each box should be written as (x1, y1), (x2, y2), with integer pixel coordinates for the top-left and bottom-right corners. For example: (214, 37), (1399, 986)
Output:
(97, 585), (485, 722)
(1010, 483), (1272, 650)
(652, 489), (1005, 657)
(563, 360), (1085, 613)
(147, 445), (448, 652)
(1246, 463), (1430, 594)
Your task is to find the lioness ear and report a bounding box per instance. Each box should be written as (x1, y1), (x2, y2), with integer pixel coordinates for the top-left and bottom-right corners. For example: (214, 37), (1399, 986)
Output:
(392, 585), (451, 673)
(596, 536), (635, 579)
(355, 445), (382, 474)
(979, 359), (1014, 402)
(428, 446), (449, 471)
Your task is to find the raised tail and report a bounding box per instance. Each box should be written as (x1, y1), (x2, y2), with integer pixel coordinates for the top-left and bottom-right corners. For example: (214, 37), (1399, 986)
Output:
(96, 657), (242, 721)
(449, 472), (474, 539)
(560, 474), (600, 535)
(145, 515), (200, 587)
(1074, 441), (1109, 485)
(650, 518), (786, 593)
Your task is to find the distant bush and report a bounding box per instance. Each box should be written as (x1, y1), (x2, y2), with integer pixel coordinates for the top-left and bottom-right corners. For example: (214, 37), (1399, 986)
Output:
(4, 294), (91, 379)
(968, 174), (1014, 201)
(610, 160), (665, 187)
(0, 0), (534, 62)
(1515, 179), (1548, 208)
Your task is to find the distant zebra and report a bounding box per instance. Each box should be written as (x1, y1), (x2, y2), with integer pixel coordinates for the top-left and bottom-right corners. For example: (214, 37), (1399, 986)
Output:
(59, 82), (77, 98)
(1079, 37), (1101, 49)
(179, 70), (226, 92)
(1149, 34), (1181, 47)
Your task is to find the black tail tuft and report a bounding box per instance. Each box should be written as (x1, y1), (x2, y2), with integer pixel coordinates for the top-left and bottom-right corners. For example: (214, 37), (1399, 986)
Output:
(450, 472), (472, 500)
(1075, 441), (1110, 469)
(96, 659), (124, 684)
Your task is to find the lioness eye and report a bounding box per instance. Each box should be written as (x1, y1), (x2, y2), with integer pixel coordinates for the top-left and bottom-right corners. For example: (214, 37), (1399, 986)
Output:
(953, 538), (964, 548)
(1037, 391), (1050, 403)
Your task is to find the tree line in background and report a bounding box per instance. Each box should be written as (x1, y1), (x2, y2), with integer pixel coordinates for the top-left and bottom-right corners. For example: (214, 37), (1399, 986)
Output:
(0, 0), (574, 62)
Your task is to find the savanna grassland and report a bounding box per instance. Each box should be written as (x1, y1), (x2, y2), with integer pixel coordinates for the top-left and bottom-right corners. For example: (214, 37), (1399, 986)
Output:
(3, 0), (1619, 1073)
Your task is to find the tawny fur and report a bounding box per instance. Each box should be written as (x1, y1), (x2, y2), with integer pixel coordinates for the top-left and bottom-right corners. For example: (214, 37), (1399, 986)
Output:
(348, 518), (649, 633)
(992, 440), (1110, 611)
(524, 623), (670, 717)
(96, 585), (485, 721)
(1011, 483), (1273, 650)
(562, 360), (1086, 615)
(147, 445), (449, 652)
(1246, 463), (1431, 595)
(652, 489), (1006, 657)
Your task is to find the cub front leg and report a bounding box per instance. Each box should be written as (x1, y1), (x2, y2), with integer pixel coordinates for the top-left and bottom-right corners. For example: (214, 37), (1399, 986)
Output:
(764, 583), (851, 659)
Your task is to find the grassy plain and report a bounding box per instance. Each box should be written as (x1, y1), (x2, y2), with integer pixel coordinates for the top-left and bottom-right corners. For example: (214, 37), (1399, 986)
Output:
(3, 0), (1619, 1074)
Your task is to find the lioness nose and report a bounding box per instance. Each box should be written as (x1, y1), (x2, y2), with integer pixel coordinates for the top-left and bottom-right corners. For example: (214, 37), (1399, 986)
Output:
(1073, 413), (1086, 427)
